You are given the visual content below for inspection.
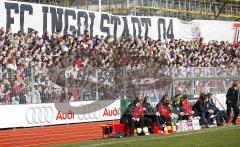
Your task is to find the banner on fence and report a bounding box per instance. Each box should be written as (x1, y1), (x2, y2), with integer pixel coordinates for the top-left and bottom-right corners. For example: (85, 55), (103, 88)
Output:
(0, 100), (120, 128)
(0, 0), (239, 42)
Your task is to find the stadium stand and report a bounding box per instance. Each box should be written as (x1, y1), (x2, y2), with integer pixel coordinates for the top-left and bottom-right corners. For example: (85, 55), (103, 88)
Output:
(0, 26), (239, 104)
(0, 0), (239, 146)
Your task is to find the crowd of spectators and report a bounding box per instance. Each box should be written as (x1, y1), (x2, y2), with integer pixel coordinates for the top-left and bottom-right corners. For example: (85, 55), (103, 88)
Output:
(0, 26), (239, 104)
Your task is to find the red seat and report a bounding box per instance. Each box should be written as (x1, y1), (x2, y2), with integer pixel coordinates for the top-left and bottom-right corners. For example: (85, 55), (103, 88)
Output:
(102, 123), (130, 137)
(107, 123), (125, 134)
(152, 122), (161, 134)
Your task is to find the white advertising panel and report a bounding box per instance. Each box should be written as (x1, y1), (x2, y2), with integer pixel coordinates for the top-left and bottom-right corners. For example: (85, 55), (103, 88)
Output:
(0, 100), (120, 128)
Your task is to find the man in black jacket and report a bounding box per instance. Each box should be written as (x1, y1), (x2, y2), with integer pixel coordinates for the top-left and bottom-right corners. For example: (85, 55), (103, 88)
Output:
(192, 93), (211, 128)
(226, 81), (240, 125)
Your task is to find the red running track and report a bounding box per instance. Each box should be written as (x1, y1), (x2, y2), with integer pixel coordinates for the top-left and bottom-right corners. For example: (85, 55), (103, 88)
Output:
(1, 117), (239, 147)
(0, 121), (119, 147)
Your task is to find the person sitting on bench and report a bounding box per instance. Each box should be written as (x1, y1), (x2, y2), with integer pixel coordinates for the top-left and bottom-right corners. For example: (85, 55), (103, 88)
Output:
(156, 95), (172, 131)
(129, 98), (145, 136)
(206, 93), (223, 126)
(181, 94), (194, 120)
(192, 93), (211, 128)
(143, 96), (155, 132)
(170, 94), (183, 123)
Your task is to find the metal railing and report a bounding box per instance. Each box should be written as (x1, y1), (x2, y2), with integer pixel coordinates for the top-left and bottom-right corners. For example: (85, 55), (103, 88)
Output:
(0, 66), (239, 105)
(13, 0), (240, 21)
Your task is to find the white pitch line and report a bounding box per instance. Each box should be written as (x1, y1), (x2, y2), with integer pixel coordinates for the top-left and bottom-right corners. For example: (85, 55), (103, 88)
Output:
(84, 125), (239, 147)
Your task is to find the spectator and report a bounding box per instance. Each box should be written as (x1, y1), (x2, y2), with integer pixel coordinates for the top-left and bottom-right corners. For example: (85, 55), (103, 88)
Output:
(0, 26), (239, 104)
(24, 90), (32, 104)
(0, 84), (5, 104)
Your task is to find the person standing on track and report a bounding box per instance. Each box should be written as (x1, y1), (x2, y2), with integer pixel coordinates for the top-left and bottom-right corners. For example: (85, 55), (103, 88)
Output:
(226, 81), (240, 125)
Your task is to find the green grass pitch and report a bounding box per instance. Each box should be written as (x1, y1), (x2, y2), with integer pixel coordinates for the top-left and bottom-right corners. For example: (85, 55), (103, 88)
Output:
(57, 125), (240, 147)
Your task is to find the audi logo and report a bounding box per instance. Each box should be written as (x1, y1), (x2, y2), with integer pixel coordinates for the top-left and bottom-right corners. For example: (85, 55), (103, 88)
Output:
(77, 103), (101, 120)
(26, 106), (54, 124)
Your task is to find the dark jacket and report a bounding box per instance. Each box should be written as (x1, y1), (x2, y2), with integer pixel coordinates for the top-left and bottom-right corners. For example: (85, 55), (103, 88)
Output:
(120, 103), (135, 125)
(142, 102), (155, 116)
(226, 87), (239, 103)
(199, 99), (209, 112)
(193, 99), (209, 115)
(171, 100), (182, 116)
(208, 98), (218, 111)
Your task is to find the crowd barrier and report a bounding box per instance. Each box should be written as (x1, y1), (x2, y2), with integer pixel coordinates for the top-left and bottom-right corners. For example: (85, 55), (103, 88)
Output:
(0, 93), (236, 129)
(0, 99), (120, 128)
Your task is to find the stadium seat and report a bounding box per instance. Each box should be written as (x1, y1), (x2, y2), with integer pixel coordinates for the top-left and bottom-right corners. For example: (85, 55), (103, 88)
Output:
(151, 122), (162, 134)
(101, 123), (130, 138)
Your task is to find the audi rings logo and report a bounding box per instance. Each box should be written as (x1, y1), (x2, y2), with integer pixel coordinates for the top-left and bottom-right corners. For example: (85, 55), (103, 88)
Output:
(76, 103), (101, 120)
(26, 106), (54, 124)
